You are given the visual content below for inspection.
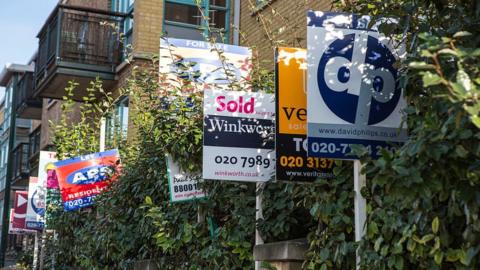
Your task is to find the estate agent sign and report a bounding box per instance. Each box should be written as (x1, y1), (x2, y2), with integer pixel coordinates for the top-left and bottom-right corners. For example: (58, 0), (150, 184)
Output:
(307, 11), (407, 159)
(203, 89), (275, 182)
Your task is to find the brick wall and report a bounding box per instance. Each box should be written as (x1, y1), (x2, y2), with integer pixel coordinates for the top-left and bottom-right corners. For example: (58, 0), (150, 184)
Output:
(40, 99), (82, 150)
(132, 0), (164, 56)
(239, 0), (331, 68)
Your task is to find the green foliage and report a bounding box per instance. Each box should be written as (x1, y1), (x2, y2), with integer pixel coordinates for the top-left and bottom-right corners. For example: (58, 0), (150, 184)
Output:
(46, 1), (480, 269)
(330, 0), (480, 269)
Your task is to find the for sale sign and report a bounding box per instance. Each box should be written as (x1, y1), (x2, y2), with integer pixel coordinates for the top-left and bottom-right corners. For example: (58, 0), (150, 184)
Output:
(55, 150), (121, 211)
(11, 191), (33, 233)
(276, 47), (335, 181)
(159, 38), (252, 92)
(25, 177), (45, 230)
(166, 155), (206, 202)
(307, 11), (407, 159)
(38, 151), (60, 227)
(203, 89), (275, 182)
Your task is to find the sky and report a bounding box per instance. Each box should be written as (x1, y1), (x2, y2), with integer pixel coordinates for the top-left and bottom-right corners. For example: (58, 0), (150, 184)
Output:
(0, 0), (58, 96)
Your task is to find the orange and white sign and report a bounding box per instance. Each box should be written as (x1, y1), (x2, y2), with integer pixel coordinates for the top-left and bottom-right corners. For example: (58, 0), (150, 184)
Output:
(275, 47), (334, 182)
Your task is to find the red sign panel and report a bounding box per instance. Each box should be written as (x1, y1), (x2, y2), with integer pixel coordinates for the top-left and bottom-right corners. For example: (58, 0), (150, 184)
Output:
(12, 191), (28, 229)
(54, 150), (121, 211)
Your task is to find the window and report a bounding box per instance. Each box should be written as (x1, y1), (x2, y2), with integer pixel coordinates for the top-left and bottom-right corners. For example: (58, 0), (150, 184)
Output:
(2, 84), (13, 133)
(163, 0), (230, 42)
(105, 96), (129, 147)
(112, 0), (135, 55)
(29, 127), (41, 158)
(0, 139), (9, 189)
(253, 0), (273, 13)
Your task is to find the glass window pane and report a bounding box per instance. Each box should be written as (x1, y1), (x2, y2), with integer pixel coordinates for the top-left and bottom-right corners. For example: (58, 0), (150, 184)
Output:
(164, 2), (202, 26)
(210, 0), (227, 7)
(164, 24), (204, 40)
(209, 9), (226, 29)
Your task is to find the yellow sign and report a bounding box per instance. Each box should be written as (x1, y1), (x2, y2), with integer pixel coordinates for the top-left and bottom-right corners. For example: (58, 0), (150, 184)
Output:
(277, 47), (308, 135)
(275, 47), (334, 181)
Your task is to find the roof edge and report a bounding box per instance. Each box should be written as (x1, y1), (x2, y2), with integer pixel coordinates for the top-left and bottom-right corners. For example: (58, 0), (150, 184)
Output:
(0, 63), (35, 86)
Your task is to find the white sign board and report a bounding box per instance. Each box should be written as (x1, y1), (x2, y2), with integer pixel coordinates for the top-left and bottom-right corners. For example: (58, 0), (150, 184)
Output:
(159, 38), (252, 92)
(26, 151), (57, 230)
(25, 177), (45, 230)
(307, 11), (407, 159)
(203, 89), (275, 182)
(166, 155), (206, 203)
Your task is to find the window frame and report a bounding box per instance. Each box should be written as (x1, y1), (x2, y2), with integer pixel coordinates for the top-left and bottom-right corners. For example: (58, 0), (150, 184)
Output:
(105, 96), (129, 147)
(111, 0), (135, 54)
(163, 0), (231, 43)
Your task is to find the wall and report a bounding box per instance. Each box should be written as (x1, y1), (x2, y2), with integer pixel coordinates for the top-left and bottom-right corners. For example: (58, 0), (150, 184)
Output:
(132, 0), (164, 56)
(239, 0), (331, 67)
(63, 0), (110, 10)
(40, 99), (82, 150)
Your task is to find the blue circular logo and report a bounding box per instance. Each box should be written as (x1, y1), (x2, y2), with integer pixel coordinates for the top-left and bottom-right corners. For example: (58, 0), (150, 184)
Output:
(32, 189), (45, 216)
(317, 33), (400, 125)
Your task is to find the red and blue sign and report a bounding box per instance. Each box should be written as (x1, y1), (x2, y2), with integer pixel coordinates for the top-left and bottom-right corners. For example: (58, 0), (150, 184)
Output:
(54, 150), (121, 211)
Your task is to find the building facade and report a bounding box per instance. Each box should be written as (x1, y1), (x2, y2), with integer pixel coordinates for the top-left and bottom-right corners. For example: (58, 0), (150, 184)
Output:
(0, 63), (39, 254)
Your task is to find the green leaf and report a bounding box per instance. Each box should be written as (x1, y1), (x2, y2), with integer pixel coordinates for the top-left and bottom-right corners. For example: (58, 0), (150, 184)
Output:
(409, 61), (436, 70)
(419, 234), (435, 244)
(432, 217), (439, 234)
(457, 70), (472, 92)
(451, 82), (467, 97)
(434, 251), (444, 265)
(145, 196), (153, 205)
(446, 249), (461, 262)
(367, 222), (379, 238)
(455, 145), (468, 158)
(422, 72), (442, 87)
(473, 115), (480, 128)
(437, 48), (458, 56)
(453, 31), (472, 38)
(374, 237), (384, 252)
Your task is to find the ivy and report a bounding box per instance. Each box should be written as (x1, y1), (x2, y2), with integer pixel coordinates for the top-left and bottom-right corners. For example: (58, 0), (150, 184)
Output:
(43, 1), (480, 269)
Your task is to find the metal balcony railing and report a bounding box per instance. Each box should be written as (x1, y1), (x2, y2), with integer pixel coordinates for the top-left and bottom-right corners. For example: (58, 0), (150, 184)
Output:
(16, 72), (42, 119)
(29, 127), (41, 160)
(34, 4), (127, 96)
(12, 143), (29, 182)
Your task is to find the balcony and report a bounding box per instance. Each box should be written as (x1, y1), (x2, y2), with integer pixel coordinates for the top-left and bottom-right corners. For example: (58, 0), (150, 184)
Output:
(12, 143), (29, 184)
(16, 71), (42, 120)
(34, 5), (127, 100)
(28, 127), (41, 174)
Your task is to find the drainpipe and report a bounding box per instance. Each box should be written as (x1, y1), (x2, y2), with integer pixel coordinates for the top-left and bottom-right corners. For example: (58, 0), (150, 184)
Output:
(0, 74), (18, 267)
(233, 0), (240, 45)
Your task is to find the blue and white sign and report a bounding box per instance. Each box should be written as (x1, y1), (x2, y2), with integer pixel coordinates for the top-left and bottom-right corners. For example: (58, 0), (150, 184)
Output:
(307, 11), (407, 159)
(159, 38), (252, 92)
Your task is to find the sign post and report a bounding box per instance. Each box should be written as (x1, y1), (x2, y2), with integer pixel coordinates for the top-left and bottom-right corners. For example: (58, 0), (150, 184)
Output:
(255, 182), (264, 270)
(354, 160), (366, 268)
(306, 11), (407, 268)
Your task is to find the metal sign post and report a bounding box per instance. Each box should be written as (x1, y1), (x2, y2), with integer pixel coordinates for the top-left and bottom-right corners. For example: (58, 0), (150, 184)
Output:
(100, 117), (106, 152)
(354, 160), (366, 269)
(255, 182), (264, 270)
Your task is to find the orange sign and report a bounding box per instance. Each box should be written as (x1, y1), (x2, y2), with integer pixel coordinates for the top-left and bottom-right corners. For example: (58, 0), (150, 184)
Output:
(277, 47), (308, 135)
(275, 47), (334, 181)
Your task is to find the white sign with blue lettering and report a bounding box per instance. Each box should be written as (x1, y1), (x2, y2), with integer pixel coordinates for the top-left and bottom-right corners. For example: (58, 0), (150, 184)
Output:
(307, 11), (407, 159)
